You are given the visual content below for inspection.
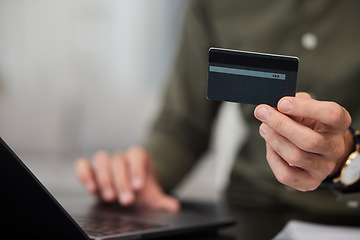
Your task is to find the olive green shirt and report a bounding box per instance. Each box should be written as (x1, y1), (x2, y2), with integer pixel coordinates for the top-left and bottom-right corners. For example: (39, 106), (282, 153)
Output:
(144, 0), (360, 215)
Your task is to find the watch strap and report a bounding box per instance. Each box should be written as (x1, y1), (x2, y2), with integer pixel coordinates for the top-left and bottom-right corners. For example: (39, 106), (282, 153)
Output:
(322, 127), (360, 192)
(349, 126), (360, 149)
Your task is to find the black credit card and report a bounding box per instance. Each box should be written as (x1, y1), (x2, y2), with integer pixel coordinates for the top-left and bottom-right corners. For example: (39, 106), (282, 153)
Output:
(207, 48), (299, 107)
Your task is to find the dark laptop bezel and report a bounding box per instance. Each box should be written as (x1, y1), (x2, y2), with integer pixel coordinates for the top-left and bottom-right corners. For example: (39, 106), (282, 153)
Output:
(0, 136), (235, 239)
(0, 137), (90, 239)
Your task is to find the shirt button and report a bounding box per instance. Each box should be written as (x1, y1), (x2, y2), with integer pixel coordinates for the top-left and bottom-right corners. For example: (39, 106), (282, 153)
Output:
(347, 200), (359, 208)
(301, 32), (318, 50)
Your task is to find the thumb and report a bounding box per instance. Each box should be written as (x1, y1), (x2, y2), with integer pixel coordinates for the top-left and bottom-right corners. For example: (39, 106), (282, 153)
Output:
(152, 193), (181, 213)
(139, 176), (181, 212)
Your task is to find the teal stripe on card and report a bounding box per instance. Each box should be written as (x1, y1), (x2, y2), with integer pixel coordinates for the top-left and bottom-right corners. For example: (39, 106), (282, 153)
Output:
(209, 65), (285, 80)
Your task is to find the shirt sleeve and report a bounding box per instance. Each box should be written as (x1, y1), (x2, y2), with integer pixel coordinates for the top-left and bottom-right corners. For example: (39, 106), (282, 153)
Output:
(143, 0), (220, 192)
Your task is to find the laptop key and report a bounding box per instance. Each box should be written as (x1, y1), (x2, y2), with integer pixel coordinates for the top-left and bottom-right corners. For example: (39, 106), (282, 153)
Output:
(74, 213), (166, 237)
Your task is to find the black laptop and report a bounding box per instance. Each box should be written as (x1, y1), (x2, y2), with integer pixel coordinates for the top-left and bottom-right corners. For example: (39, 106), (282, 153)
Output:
(0, 137), (235, 239)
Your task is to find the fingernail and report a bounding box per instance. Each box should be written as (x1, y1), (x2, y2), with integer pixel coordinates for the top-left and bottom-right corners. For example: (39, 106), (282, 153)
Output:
(260, 124), (269, 135)
(279, 99), (292, 113)
(132, 177), (143, 189)
(120, 191), (133, 205)
(103, 187), (115, 201)
(256, 107), (269, 121)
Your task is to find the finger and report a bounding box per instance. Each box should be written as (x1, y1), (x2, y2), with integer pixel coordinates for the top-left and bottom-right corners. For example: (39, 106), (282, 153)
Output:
(75, 158), (97, 194)
(111, 152), (135, 206)
(277, 97), (351, 131)
(255, 105), (328, 154)
(289, 92), (312, 123)
(152, 194), (181, 213)
(140, 179), (181, 212)
(265, 143), (320, 191)
(126, 146), (149, 190)
(136, 173), (181, 212)
(93, 151), (116, 202)
(259, 123), (329, 175)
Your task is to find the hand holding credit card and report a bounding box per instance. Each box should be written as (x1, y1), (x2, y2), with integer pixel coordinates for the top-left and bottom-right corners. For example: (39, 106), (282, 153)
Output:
(207, 48), (299, 107)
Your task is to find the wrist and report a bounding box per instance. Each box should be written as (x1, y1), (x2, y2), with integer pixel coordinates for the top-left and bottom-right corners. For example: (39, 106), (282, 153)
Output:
(328, 128), (355, 177)
(323, 127), (360, 193)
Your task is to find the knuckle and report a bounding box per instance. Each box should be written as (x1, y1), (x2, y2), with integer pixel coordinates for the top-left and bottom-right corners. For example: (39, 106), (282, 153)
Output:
(306, 181), (321, 191)
(276, 172), (292, 186)
(273, 117), (286, 132)
(276, 172), (321, 192)
(287, 149), (303, 167)
(327, 103), (344, 124)
(324, 137), (346, 160)
(297, 184), (317, 192)
(293, 179), (320, 192)
(312, 158), (331, 177)
(301, 135), (322, 152)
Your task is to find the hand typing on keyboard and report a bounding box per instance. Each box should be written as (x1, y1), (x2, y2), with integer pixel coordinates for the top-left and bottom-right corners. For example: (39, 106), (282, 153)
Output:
(75, 147), (180, 212)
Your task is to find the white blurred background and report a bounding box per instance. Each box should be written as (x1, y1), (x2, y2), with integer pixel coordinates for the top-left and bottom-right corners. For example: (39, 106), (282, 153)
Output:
(0, 0), (246, 201)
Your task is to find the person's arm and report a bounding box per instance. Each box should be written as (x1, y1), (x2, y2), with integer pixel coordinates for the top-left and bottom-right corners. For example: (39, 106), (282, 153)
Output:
(144, 0), (221, 192)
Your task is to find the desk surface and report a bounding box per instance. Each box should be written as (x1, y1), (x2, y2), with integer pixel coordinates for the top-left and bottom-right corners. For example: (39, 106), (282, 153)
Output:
(19, 153), (360, 239)
(53, 190), (360, 240)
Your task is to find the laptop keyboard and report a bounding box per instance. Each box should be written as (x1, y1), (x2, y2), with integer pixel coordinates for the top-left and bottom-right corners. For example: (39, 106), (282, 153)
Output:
(75, 212), (166, 237)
